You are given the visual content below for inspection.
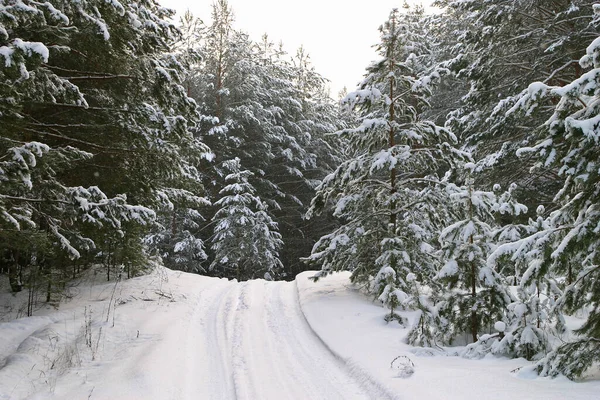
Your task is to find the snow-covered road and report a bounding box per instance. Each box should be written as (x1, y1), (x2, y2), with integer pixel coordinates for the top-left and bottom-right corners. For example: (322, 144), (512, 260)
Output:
(0, 271), (392, 400)
(193, 279), (377, 400)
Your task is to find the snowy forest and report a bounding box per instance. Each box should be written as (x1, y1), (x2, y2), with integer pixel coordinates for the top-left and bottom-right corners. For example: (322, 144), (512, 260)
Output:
(2, 0), (600, 383)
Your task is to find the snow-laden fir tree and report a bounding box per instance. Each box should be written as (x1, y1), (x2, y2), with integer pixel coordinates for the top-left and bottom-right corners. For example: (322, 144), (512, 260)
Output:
(144, 10), (211, 274)
(186, 1), (342, 276)
(432, 169), (527, 345)
(488, 15), (600, 378)
(481, 205), (565, 361)
(305, 7), (464, 317)
(173, 10), (204, 98)
(372, 238), (411, 324)
(144, 190), (210, 273)
(210, 158), (283, 281)
(404, 271), (440, 347)
(273, 44), (343, 277)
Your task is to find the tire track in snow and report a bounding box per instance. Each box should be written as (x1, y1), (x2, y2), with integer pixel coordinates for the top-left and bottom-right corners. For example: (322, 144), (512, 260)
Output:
(222, 280), (374, 400)
(193, 278), (399, 399)
(229, 280), (306, 400)
(193, 280), (239, 400)
(230, 281), (250, 400)
(264, 281), (371, 400)
(1, 274), (398, 399)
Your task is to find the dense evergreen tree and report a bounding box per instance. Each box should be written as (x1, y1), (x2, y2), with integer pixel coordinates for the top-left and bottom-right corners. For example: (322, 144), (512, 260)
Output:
(145, 10), (210, 273)
(434, 0), (598, 207)
(210, 158), (282, 280)
(305, 7), (464, 316)
(433, 176), (526, 345)
(185, 1), (341, 278)
(489, 18), (600, 377)
(0, 0), (206, 298)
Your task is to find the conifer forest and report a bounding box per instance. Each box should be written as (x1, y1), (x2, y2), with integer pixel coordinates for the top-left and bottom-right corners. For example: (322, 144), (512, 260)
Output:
(2, 0), (600, 385)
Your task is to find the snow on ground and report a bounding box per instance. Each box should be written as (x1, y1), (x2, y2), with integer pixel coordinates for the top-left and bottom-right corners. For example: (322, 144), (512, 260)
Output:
(0, 268), (379, 399)
(297, 271), (600, 400)
(0, 267), (598, 399)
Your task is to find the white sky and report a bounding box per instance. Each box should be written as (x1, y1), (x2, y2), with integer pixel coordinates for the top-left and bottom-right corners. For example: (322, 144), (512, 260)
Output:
(160, 0), (436, 96)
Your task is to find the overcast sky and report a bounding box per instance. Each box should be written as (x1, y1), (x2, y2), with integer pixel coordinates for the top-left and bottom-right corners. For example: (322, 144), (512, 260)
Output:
(160, 0), (437, 96)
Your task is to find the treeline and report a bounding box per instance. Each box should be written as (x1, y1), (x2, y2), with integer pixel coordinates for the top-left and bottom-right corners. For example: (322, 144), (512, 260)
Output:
(0, 0), (341, 308)
(160, 3), (342, 280)
(305, 1), (600, 380)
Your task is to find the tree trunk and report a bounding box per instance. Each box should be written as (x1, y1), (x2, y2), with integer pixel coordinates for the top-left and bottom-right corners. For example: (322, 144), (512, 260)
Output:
(46, 279), (52, 303)
(388, 14), (397, 233)
(27, 265), (37, 317)
(171, 211), (177, 235)
(468, 184), (477, 343)
(8, 250), (23, 293)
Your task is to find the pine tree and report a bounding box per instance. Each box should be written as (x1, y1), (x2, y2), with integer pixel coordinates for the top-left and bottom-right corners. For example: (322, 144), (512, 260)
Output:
(144, 9), (211, 274)
(372, 238), (411, 324)
(434, 0), (597, 208)
(174, 9), (204, 98)
(186, 2), (342, 277)
(305, 7), (463, 314)
(145, 190), (210, 273)
(435, 175), (512, 344)
(271, 44), (343, 278)
(483, 206), (564, 361)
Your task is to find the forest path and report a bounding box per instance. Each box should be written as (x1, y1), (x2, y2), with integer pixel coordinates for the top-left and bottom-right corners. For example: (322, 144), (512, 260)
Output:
(194, 279), (373, 400)
(0, 271), (382, 399)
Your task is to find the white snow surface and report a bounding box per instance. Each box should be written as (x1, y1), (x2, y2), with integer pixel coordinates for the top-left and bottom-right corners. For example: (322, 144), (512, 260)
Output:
(296, 272), (600, 400)
(0, 268), (598, 399)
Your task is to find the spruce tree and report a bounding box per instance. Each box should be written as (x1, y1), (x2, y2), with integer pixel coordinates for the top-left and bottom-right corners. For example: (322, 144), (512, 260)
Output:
(186, 2), (342, 277)
(0, 0), (206, 296)
(433, 173), (526, 345)
(210, 158), (283, 280)
(434, 0), (598, 208)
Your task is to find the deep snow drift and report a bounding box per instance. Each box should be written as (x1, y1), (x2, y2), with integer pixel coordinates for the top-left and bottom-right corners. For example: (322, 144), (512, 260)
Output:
(0, 268), (598, 399)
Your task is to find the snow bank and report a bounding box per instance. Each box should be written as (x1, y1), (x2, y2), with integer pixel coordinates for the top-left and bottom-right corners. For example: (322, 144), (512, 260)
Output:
(0, 267), (231, 400)
(295, 271), (600, 400)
